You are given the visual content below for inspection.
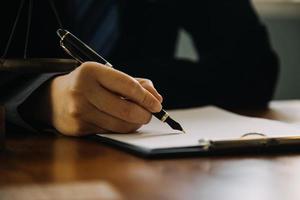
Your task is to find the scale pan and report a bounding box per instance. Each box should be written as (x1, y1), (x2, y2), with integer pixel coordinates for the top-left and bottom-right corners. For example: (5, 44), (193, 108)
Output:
(0, 58), (79, 73)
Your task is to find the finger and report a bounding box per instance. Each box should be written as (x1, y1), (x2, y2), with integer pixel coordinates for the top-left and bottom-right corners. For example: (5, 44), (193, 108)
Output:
(86, 83), (152, 124)
(88, 62), (162, 112)
(140, 84), (163, 103)
(136, 78), (163, 103)
(81, 101), (143, 133)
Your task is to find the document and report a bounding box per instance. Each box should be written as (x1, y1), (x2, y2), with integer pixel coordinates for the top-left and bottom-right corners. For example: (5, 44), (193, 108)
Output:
(97, 106), (300, 150)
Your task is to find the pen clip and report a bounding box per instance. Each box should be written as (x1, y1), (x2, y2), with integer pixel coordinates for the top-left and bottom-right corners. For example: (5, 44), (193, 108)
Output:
(60, 38), (113, 68)
(60, 39), (84, 64)
(58, 29), (114, 68)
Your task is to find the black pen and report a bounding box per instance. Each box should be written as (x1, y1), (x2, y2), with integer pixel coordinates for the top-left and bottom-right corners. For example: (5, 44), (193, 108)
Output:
(57, 29), (185, 133)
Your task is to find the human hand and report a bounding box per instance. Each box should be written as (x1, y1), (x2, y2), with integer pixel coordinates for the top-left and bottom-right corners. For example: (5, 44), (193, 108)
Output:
(43, 62), (162, 136)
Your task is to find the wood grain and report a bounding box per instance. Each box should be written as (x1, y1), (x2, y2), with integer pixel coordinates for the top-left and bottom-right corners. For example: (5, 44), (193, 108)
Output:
(1, 101), (300, 200)
(0, 106), (4, 150)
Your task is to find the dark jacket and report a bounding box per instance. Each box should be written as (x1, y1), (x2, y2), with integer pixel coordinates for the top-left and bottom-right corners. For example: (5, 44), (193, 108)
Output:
(0, 0), (278, 129)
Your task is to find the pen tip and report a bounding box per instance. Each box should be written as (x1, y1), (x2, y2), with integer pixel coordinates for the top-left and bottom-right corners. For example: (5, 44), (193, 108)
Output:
(165, 117), (186, 133)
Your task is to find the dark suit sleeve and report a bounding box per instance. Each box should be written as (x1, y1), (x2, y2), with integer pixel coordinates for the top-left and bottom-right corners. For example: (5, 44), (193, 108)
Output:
(0, 73), (58, 132)
(125, 0), (279, 109)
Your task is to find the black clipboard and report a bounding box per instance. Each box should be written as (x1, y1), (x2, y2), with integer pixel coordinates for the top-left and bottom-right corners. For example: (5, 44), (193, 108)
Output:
(95, 134), (300, 158)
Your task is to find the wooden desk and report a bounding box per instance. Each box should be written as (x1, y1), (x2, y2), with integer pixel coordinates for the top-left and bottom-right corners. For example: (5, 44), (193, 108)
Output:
(0, 106), (4, 150)
(1, 101), (300, 200)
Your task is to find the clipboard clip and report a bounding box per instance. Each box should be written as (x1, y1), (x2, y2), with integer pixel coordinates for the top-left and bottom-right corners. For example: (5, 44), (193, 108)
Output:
(241, 132), (267, 138)
(198, 139), (211, 151)
(198, 133), (268, 151)
(197, 133), (300, 151)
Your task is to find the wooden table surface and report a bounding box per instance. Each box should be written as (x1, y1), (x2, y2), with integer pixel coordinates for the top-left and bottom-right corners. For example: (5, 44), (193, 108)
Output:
(1, 100), (300, 200)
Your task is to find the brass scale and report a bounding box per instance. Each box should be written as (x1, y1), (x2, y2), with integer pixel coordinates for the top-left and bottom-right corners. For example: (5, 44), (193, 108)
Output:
(0, 0), (79, 73)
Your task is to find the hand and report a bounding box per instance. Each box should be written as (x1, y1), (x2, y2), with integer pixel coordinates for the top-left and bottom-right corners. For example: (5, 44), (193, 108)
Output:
(43, 62), (163, 136)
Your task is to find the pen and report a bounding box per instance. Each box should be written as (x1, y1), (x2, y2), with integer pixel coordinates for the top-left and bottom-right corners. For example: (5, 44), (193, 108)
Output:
(57, 29), (185, 133)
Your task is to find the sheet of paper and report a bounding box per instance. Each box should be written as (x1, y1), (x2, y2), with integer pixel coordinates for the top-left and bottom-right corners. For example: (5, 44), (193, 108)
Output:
(97, 106), (300, 150)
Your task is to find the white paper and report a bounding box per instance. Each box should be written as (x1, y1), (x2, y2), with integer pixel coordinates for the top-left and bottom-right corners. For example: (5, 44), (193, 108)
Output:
(97, 106), (300, 150)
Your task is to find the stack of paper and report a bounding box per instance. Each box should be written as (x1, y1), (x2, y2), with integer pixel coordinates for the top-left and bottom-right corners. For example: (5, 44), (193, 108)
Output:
(97, 106), (300, 151)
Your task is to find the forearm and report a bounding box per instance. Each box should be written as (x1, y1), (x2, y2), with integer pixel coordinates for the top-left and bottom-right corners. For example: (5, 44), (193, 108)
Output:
(0, 73), (61, 132)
